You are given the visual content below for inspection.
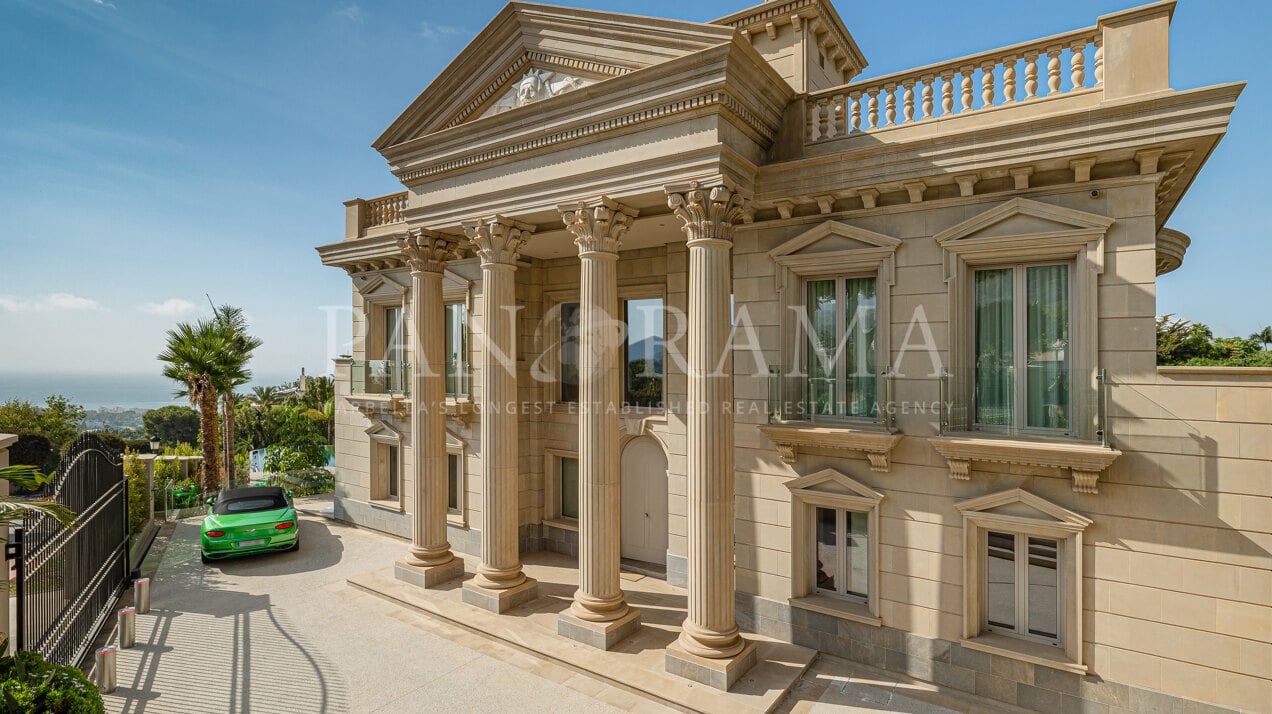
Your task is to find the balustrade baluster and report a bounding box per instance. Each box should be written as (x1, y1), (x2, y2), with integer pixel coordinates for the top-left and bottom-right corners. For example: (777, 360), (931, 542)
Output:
(940, 73), (954, 116)
(981, 61), (996, 107)
(1002, 57), (1017, 103)
(902, 81), (915, 123)
(1047, 48), (1063, 95)
(1094, 41), (1105, 88)
(1070, 41), (1087, 89)
(921, 76), (934, 120)
(960, 67), (974, 112)
(808, 101), (822, 141)
(884, 84), (897, 126)
(867, 91), (879, 129)
(1024, 54), (1039, 99)
(820, 99), (833, 139)
(833, 94), (847, 137)
(849, 92), (862, 132)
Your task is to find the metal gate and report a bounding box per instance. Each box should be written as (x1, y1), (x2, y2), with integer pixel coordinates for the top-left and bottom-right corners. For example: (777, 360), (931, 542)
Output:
(9, 433), (130, 665)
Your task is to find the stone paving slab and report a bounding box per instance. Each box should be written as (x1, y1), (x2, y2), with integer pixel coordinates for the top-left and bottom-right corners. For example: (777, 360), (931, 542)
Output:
(348, 551), (818, 714)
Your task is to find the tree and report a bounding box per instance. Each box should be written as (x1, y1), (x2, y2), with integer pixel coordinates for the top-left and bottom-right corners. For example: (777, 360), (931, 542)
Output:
(0, 395), (86, 452)
(158, 318), (240, 493)
(0, 466), (76, 528)
(251, 386), (279, 405)
(142, 405), (200, 446)
(1249, 325), (1272, 351)
(210, 304), (261, 487)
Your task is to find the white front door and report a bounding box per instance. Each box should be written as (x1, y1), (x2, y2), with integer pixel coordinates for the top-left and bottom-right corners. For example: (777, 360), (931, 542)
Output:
(620, 436), (669, 565)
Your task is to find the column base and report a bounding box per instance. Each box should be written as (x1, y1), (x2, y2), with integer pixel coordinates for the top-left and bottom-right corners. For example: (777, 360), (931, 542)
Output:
(557, 608), (642, 650)
(394, 558), (464, 589)
(461, 577), (539, 614)
(665, 638), (757, 691)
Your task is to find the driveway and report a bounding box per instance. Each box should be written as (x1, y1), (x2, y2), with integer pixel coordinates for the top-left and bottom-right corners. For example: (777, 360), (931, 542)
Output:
(103, 513), (667, 713)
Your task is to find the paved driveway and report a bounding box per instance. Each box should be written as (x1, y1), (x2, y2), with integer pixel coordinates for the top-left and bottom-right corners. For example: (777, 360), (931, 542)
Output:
(103, 514), (664, 714)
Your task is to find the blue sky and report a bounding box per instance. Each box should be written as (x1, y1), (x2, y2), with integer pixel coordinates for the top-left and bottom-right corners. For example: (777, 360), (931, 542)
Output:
(0, 0), (1266, 385)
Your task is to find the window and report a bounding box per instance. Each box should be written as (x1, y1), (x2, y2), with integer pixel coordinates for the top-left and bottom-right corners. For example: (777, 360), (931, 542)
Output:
(984, 532), (1061, 645)
(444, 302), (468, 397)
(624, 297), (664, 408)
(805, 277), (877, 419)
(544, 449), (579, 525)
(447, 453), (461, 514)
(559, 302), (580, 403)
(786, 468), (883, 625)
(367, 422), (404, 506)
(957, 489), (1091, 672)
(815, 507), (869, 601)
(383, 306), (404, 363)
(974, 265), (1070, 431)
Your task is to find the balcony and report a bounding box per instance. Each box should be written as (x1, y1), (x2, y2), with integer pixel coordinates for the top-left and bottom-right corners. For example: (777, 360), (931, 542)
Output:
(343, 191), (408, 240)
(801, 2), (1172, 146)
(933, 367), (1121, 494)
(351, 360), (410, 397)
(760, 367), (902, 472)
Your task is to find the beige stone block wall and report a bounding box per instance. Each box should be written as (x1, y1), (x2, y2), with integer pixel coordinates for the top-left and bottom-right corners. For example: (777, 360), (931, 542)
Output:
(729, 184), (1272, 712)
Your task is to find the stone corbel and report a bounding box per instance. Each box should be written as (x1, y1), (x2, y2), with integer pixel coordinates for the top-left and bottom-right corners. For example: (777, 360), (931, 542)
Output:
(758, 424), (903, 473)
(445, 398), (475, 426)
(928, 435), (1121, 494)
(350, 395), (411, 420)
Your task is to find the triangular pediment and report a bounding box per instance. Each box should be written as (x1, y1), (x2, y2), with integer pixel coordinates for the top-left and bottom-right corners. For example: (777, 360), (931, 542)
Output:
(786, 468), (884, 502)
(956, 488), (1092, 529)
(354, 273), (407, 301)
(935, 198), (1114, 245)
(445, 428), (466, 450)
(373, 2), (735, 149)
(769, 221), (901, 259)
(365, 419), (405, 439)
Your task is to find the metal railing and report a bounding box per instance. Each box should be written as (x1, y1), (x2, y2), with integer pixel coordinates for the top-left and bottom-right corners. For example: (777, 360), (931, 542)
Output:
(767, 366), (896, 429)
(939, 366), (1108, 445)
(351, 359), (410, 396)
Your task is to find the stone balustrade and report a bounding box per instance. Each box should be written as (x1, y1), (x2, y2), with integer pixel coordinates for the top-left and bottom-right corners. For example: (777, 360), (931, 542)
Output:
(806, 25), (1102, 142)
(362, 191), (409, 229)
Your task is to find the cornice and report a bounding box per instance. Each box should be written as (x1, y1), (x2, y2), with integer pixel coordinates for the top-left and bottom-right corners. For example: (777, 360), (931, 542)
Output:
(929, 435), (1121, 495)
(713, 0), (866, 78)
(316, 233), (409, 271)
(759, 423), (903, 472)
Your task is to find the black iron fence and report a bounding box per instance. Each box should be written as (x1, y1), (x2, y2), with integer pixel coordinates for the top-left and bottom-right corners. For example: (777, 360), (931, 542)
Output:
(8, 433), (130, 665)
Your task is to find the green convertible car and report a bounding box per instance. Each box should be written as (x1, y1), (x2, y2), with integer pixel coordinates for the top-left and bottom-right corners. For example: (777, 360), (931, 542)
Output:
(200, 486), (300, 563)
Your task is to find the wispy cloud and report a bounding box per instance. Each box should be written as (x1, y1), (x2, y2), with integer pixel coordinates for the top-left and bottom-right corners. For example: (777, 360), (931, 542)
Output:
(91, 0), (116, 9)
(333, 5), (363, 25)
(419, 20), (464, 41)
(0, 293), (101, 313)
(139, 299), (198, 317)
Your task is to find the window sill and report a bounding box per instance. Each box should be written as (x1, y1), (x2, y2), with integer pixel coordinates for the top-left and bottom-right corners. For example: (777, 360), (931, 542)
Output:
(758, 423), (902, 472)
(928, 435), (1120, 494)
(444, 398), (475, 424)
(961, 633), (1087, 675)
(790, 595), (881, 627)
(543, 518), (578, 532)
(347, 393), (410, 419)
(446, 511), (467, 528)
(368, 498), (404, 514)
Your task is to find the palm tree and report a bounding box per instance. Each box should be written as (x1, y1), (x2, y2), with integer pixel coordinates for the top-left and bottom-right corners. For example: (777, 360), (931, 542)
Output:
(158, 318), (238, 494)
(1249, 326), (1272, 351)
(0, 465), (76, 528)
(251, 385), (279, 405)
(210, 305), (261, 487)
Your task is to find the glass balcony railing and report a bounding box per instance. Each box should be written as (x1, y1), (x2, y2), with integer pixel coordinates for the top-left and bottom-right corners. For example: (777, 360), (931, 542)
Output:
(939, 366), (1108, 445)
(767, 366), (896, 429)
(351, 360), (410, 397)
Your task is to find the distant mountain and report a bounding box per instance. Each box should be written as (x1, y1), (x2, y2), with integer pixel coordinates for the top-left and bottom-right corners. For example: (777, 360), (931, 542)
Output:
(627, 336), (664, 368)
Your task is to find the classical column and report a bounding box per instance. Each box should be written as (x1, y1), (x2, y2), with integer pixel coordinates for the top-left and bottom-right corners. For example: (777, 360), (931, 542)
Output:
(460, 215), (539, 613)
(663, 182), (757, 691)
(394, 229), (465, 589)
(555, 198), (643, 650)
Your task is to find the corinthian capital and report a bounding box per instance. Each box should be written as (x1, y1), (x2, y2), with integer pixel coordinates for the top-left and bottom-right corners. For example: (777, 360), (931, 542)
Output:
(665, 181), (749, 245)
(461, 215), (535, 267)
(559, 197), (638, 256)
(399, 228), (462, 274)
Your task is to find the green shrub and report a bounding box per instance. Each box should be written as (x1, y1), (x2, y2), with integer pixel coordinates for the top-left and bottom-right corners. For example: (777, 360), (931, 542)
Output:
(265, 467), (334, 497)
(93, 433), (126, 458)
(7, 434), (54, 490)
(123, 453), (149, 533)
(0, 646), (104, 713)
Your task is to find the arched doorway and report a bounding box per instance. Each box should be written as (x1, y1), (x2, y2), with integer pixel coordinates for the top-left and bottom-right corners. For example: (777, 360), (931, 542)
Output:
(620, 436), (669, 565)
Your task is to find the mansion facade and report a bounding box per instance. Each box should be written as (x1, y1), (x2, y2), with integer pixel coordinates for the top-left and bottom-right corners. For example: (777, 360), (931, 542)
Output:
(317, 1), (1267, 711)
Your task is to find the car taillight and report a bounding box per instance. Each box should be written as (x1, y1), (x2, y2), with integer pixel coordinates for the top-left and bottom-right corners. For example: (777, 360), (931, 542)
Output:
(206, 530), (225, 537)
(275, 522), (294, 530)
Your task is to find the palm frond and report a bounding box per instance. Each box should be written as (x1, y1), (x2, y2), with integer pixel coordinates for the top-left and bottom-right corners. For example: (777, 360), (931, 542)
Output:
(0, 498), (77, 529)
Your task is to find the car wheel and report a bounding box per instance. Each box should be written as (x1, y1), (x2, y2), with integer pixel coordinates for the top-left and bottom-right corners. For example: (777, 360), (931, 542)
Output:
(200, 551), (211, 564)
(289, 539), (300, 552)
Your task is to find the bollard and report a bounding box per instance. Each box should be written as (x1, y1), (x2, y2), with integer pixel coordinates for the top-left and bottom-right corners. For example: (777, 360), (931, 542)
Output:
(135, 578), (151, 614)
(96, 646), (117, 693)
(118, 607), (136, 649)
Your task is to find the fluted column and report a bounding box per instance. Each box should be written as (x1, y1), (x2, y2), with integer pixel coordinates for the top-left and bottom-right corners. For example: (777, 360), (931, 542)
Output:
(460, 215), (539, 612)
(394, 229), (464, 588)
(554, 198), (643, 649)
(665, 182), (751, 673)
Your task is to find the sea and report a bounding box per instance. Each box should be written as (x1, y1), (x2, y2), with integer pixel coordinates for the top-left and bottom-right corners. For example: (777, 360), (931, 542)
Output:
(0, 372), (190, 410)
